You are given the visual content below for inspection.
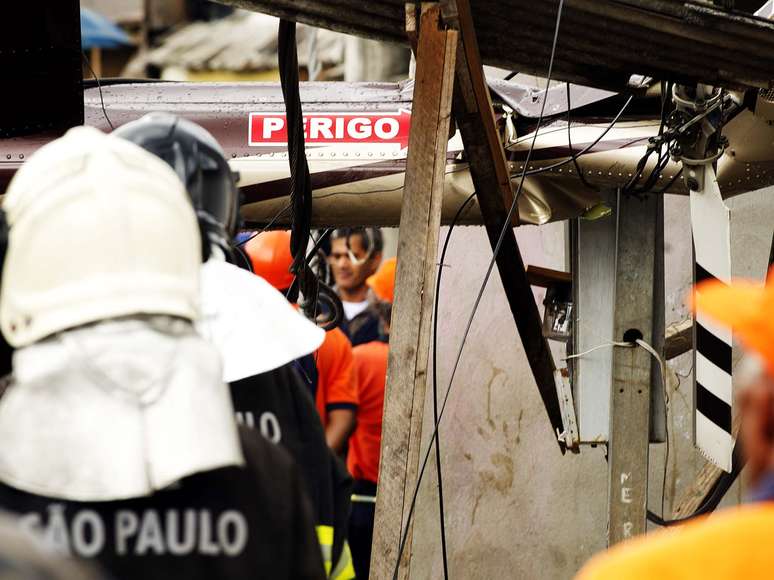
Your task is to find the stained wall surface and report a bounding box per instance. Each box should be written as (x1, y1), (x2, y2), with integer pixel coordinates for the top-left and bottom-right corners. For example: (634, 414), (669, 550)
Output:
(405, 188), (774, 579)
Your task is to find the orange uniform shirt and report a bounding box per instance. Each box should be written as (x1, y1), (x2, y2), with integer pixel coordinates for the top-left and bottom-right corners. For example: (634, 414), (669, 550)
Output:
(576, 503), (774, 580)
(347, 341), (389, 483)
(314, 327), (358, 427)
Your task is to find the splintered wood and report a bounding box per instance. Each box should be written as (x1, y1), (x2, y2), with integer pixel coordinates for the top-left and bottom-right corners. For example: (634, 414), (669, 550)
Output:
(370, 5), (457, 579)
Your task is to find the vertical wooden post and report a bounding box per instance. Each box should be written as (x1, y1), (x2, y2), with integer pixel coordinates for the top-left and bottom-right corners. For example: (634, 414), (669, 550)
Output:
(607, 190), (658, 544)
(370, 5), (457, 579)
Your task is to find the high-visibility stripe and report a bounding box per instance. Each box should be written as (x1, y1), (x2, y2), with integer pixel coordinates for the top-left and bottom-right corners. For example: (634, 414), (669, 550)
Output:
(690, 164), (733, 472)
(697, 382), (732, 434)
(696, 352), (733, 407)
(330, 541), (356, 580)
(351, 493), (377, 504)
(316, 525), (334, 575)
(696, 323), (732, 374)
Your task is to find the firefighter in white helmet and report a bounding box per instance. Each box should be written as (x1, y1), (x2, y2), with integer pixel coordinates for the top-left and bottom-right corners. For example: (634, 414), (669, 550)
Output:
(0, 126), (325, 579)
(114, 113), (355, 579)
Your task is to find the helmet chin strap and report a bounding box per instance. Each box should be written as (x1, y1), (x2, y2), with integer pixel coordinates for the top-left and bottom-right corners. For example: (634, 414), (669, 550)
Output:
(197, 211), (237, 264)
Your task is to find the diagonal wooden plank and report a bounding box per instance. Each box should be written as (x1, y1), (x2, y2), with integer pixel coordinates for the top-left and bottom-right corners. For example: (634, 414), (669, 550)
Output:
(443, 0), (568, 450)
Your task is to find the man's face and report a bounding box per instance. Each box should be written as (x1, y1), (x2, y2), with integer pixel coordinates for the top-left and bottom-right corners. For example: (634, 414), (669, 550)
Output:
(738, 360), (774, 488)
(329, 235), (381, 293)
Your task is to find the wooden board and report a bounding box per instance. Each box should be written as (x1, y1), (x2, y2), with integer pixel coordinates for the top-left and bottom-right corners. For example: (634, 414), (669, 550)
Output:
(370, 6), (458, 579)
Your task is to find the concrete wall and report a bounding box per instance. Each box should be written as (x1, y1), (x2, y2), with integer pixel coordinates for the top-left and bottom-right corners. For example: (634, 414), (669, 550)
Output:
(404, 188), (773, 579)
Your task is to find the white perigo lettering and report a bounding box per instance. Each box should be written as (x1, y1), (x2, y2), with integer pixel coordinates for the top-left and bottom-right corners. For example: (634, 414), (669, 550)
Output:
(309, 117), (334, 140)
(262, 117), (284, 139)
(348, 118), (371, 140)
(374, 117), (399, 140)
(334, 117), (345, 139)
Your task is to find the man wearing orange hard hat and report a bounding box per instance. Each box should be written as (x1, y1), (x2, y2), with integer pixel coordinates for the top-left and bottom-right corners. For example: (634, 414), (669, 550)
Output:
(348, 257), (395, 580)
(576, 265), (774, 580)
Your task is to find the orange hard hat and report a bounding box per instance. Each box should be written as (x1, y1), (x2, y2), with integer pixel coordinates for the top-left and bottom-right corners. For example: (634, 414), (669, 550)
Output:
(367, 257), (396, 303)
(244, 230), (294, 290)
(692, 265), (774, 376)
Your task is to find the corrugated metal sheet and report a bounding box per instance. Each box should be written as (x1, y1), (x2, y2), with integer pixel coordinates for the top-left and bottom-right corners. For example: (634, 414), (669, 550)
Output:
(213, 0), (774, 90)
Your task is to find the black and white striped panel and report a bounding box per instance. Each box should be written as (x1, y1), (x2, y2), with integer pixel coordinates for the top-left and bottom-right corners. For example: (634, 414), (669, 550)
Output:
(690, 165), (733, 473)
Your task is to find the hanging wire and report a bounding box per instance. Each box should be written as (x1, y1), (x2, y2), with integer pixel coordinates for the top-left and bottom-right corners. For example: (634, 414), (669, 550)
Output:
(391, 1), (568, 577)
(81, 51), (114, 130)
(432, 191), (477, 580)
(517, 94), (634, 178)
(565, 83), (595, 189)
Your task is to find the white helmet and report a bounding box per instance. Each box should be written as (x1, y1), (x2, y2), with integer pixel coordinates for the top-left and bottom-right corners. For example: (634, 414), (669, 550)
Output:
(0, 126), (202, 347)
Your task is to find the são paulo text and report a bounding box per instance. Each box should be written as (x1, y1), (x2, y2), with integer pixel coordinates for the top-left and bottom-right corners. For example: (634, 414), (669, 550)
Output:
(19, 504), (249, 558)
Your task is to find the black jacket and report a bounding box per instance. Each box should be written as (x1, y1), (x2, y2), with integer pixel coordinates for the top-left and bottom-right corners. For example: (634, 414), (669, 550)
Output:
(0, 428), (325, 580)
(230, 364), (353, 575)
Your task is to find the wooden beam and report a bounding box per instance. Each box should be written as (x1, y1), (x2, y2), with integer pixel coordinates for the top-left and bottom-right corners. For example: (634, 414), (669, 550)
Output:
(526, 265), (573, 288)
(607, 190), (658, 544)
(370, 6), (457, 579)
(664, 318), (693, 360)
(444, 0), (568, 449)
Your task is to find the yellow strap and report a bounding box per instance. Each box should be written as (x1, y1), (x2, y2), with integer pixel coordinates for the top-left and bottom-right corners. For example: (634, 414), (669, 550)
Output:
(316, 525), (334, 575)
(330, 540), (356, 580)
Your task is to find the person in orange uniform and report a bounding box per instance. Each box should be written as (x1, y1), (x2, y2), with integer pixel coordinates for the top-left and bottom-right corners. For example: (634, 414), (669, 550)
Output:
(576, 265), (774, 580)
(245, 230), (358, 455)
(347, 257), (394, 579)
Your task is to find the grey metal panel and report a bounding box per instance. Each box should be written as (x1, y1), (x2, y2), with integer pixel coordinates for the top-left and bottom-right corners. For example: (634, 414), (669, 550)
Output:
(572, 194), (616, 444)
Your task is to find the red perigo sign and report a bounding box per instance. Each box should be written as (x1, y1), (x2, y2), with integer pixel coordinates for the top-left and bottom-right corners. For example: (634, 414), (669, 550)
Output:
(248, 110), (411, 148)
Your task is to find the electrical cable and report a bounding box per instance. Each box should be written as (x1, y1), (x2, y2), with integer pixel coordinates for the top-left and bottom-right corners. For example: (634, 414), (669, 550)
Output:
(431, 191), (477, 580)
(277, 20), (314, 307)
(515, 94), (634, 178)
(283, 228), (342, 330)
(81, 51), (114, 130)
(647, 442), (745, 526)
(561, 336), (695, 523)
(655, 167), (683, 194)
(565, 83), (595, 190)
(235, 202), (292, 247)
(277, 20), (343, 330)
(635, 338), (671, 519)
(391, 2), (566, 577)
(238, 165), (471, 247)
(562, 341), (635, 361)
